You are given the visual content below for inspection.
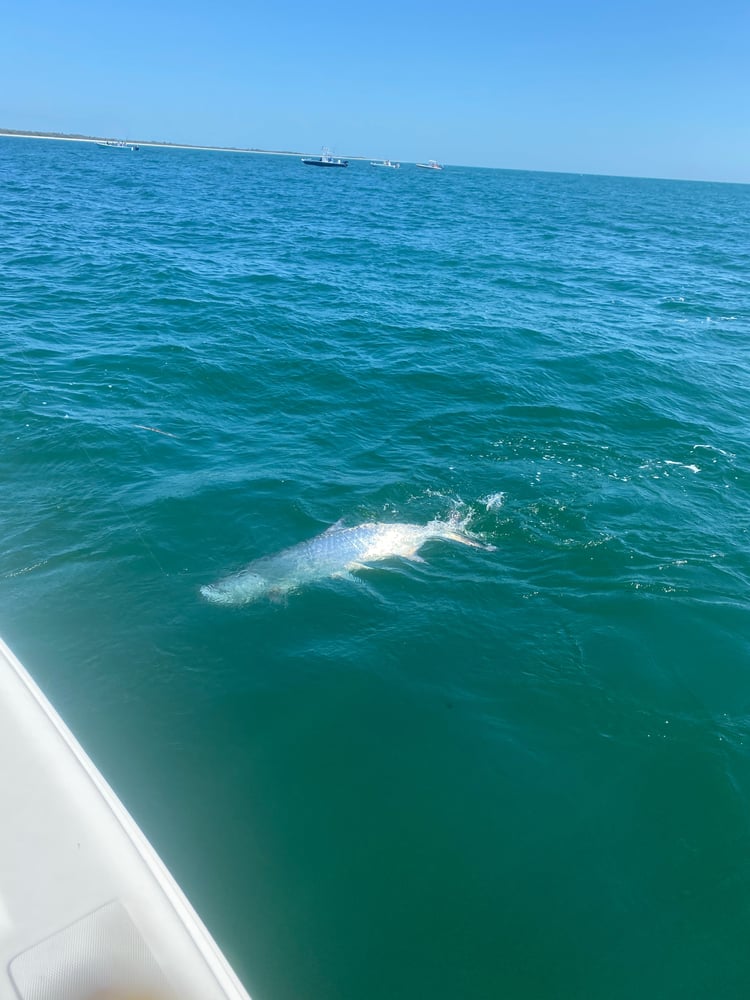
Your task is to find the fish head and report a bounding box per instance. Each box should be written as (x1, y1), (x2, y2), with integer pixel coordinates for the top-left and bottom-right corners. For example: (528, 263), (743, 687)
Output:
(200, 570), (268, 605)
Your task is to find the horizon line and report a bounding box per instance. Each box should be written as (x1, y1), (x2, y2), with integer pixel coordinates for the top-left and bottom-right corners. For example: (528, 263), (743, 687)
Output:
(0, 127), (745, 186)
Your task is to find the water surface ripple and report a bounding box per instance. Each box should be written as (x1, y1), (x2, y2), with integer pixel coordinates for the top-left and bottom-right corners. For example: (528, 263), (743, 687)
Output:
(2, 138), (750, 999)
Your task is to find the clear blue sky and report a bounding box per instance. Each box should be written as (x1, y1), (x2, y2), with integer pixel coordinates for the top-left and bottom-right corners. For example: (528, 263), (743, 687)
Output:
(2, 0), (748, 181)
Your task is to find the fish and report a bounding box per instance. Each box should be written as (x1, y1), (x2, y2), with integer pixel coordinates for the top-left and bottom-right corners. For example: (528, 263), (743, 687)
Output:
(200, 515), (495, 605)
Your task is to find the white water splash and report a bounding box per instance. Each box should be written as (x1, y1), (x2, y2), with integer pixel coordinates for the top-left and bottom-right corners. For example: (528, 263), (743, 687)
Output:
(484, 492), (506, 511)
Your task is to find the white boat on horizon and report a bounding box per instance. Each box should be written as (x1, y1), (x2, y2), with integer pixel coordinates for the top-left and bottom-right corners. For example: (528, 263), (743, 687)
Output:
(370, 159), (400, 169)
(96, 139), (140, 151)
(416, 159), (444, 171)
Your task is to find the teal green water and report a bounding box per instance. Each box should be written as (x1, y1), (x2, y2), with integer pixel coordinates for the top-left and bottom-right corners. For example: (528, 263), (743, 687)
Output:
(3, 136), (750, 998)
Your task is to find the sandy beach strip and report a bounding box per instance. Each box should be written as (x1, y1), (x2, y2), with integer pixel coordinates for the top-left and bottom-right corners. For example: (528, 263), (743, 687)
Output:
(0, 129), (364, 159)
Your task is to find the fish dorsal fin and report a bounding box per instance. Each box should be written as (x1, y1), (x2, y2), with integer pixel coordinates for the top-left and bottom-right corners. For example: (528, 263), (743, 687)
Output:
(323, 518), (346, 534)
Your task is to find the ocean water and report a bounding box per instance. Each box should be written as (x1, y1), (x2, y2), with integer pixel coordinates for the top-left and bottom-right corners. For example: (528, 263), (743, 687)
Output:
(2, 136), (750, 999)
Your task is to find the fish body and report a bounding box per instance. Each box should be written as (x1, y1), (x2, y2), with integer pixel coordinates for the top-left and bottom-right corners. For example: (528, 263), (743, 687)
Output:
(200, 517), (493, 605)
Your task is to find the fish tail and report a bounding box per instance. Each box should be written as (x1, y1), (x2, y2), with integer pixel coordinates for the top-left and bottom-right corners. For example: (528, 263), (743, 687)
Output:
(443, 529), (496, 551)
(441, 505), (497, 551)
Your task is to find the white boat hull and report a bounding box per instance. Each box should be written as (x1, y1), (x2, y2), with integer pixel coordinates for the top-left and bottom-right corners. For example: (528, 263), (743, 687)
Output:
(0, 636), (251, 1000)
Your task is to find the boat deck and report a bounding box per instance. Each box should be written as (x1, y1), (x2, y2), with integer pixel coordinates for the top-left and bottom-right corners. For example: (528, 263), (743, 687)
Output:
(0, 636), (251, 1000)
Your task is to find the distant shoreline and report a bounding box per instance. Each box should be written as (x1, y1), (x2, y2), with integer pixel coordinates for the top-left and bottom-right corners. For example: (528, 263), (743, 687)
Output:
(0, 128), (367, 160)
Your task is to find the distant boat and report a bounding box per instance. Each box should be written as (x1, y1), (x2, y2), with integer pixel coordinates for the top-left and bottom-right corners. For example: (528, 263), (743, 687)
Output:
(302, 147), (348, 167)
(96, 140), (139, 151)
(370, 159), (400, 169)
(416, 159), (443, 171)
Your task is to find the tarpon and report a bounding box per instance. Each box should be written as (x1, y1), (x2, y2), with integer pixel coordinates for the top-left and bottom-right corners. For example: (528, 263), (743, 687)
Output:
(200, 516), (494, 605)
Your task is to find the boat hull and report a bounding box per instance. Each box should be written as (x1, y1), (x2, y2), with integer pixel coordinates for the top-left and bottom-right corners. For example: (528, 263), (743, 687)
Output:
(0, 636), (251, 999)
(96, 141), (139, 151)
